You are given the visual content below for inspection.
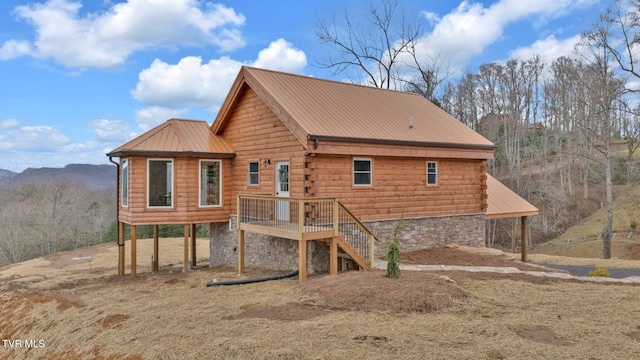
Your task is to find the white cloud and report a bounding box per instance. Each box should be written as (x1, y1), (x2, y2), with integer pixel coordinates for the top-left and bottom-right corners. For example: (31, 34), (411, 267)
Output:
(509, 34), (582, 64)
(252, 38), (307, 72)
(0, 119), (20, 129)
(131, 38), (307, 117)
(413, 0), (598, 69)
(134, 106), (187, 131)
(3, 0), (246, 69)
(0, 40), (32, 60)
(89, 119), (132, 142)
(0, 125), (72, 151)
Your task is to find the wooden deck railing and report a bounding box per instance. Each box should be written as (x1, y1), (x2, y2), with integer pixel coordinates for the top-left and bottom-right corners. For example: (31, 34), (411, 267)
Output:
(237, 195), (375, 268)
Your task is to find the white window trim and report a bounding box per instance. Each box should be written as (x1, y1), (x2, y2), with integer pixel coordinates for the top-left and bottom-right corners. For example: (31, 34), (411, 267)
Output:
(353, 157), (372, 187)
(248, 161), (260, 186)
(199, 159), (223, 208)
(121, 158), (129, 208)
(147, 158), (174, 208)
(427, 161), (438, 186)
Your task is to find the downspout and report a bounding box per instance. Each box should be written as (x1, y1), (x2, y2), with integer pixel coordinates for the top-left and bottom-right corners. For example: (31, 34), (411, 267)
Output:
(108, 156), (123, 276)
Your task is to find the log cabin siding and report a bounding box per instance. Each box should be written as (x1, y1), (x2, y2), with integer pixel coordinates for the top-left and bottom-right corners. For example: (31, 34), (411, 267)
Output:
(118, 155), (232, 225)
(308, 155), (486, 221)
(219, 87), (307, 212)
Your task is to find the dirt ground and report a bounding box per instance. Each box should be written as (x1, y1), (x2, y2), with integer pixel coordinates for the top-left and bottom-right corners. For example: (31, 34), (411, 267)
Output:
(1, 239), (640, 359)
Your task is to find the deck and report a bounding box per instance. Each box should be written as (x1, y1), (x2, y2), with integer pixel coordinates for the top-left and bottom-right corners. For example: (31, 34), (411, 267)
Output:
(236, 195), (375, 282)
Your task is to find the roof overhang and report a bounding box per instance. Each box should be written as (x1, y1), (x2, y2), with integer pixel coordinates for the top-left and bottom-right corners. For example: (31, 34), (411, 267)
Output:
(485, 174), (538, 219)
(107, 150), (236, 158)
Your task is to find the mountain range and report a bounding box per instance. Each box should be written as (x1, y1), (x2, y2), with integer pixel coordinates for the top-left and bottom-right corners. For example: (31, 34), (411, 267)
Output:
(0, 164), (116, 191)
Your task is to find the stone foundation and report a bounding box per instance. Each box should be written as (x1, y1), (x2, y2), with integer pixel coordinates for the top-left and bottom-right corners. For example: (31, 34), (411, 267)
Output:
(365, 213), (486, 258)
(210, 213), (485, 270)
(209, 215), (329, 273)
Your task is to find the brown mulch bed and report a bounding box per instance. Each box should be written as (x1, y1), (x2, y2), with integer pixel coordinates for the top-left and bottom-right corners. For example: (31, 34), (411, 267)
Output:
(401, 246), (549, 271)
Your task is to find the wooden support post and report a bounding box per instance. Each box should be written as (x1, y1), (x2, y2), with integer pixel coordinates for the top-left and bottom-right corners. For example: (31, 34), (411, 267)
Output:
(299, 239), (307, 283)
(118, 222), (125, 276)
(521, 216), (528, 262)
(153, 224), (159, 272)
(511, 218), (516, 254)
(131, 225), (137, 277)
(333, 199), (339, 236)
(183, 224), (189, 273)
(330, 237), (338, 275)
(238, 229), (245, 274)
(190, 224), (197, 267)
(369, 234), (375, 269)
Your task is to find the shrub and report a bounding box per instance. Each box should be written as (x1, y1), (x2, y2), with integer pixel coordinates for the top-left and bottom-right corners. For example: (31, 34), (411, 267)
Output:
(586, 268), (610, 277)
(386, 218), (406, 279)
(631, 221), (638, 231)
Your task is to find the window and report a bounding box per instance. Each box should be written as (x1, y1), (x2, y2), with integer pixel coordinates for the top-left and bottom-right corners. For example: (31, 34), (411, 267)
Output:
(122, 158), (128, 207)
(353, 158), (372, 186)
(427, 161), (438, 185)
(248, 161), (259, 186)
(200, 160), (222, 207)
(148, 159), (173, 207)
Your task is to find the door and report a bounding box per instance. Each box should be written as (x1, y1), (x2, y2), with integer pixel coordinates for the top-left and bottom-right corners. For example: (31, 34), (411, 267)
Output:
(275, 161), (290, 221)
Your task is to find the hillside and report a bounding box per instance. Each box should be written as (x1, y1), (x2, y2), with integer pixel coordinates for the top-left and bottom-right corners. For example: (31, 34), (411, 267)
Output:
(1, 239), (640, 359)
(532, 182), (640, 259)
(1, 164), (116, 190)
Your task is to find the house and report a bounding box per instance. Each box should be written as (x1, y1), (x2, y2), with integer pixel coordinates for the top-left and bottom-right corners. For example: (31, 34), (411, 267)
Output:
(107, 66), (538, 282)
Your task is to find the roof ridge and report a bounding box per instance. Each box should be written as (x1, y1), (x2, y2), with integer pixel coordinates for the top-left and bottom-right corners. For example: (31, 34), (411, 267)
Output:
(243, 66), (424, 97)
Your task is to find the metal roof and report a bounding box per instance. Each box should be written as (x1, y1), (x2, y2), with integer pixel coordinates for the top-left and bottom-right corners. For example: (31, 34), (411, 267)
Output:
(213, 66), (494, 152)
(107, 118), (234, 157)
(485, 174), (539, 219)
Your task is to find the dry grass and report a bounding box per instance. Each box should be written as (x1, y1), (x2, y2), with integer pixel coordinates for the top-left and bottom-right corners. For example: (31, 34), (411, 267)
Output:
(1, 239), (640, 359)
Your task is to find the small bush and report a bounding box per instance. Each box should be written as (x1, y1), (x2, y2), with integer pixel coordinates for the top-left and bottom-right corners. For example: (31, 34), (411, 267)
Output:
(631, 221), (638, 231)
(386, 218), (406, 279)
(587, 268), (610, 277)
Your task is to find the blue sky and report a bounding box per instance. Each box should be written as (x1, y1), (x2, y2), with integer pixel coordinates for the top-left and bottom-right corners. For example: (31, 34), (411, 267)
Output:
(0, 0), (606, 172)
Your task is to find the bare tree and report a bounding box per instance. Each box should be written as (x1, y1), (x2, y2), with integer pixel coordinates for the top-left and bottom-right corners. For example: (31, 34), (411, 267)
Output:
(595, 0), (640, 92)
(316, 0), (421, 89)
(577, 26), (627, 258)
(403, 49), (453, 103)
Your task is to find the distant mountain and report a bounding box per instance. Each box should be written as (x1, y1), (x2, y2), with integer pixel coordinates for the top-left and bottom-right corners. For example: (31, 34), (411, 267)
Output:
(3, 164), (116, 191)
(0, 168), (17, 180)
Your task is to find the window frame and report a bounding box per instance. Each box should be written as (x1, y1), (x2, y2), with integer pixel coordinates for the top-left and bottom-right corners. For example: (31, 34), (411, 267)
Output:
(353, 158), (373, 187)
(248, 161), (260, 186)
(147, 158), (174, 208)
(427, 161), (438, 186)
(121, 158), (129, 208)
(199, 159), (223, 208)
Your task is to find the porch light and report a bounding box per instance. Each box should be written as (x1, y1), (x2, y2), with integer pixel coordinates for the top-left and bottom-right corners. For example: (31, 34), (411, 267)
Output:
(263, 159), (271, 167)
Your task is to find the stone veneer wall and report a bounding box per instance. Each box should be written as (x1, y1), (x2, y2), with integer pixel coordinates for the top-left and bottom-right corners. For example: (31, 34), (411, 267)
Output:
(365, 213), (486, 258)
(210, 213), (485, 270)
(209, 215), (329, 273)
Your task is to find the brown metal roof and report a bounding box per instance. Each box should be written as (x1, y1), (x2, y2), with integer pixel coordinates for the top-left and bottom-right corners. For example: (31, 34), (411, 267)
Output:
(485, 174), (538, 219)
(107, 118), (234, 157)
(213, 66), (494, 152)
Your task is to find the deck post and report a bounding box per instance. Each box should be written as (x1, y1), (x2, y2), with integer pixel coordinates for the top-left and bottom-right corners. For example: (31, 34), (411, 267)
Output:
(190, 223), (197, 267)
(299, 239), (307, 283)
(153, 224), (159, 271)
(369, 233), (375, 268)
(333, 199), (340, 236)
(521, 216), (528, 262)
(238, 229), (245, 274)
(298, 198), (304, 238)
(118, 222), (125, 276)
(131, 225), (137, 277)
(330, 237), (338, 275)
(183, 224), (189, 273)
